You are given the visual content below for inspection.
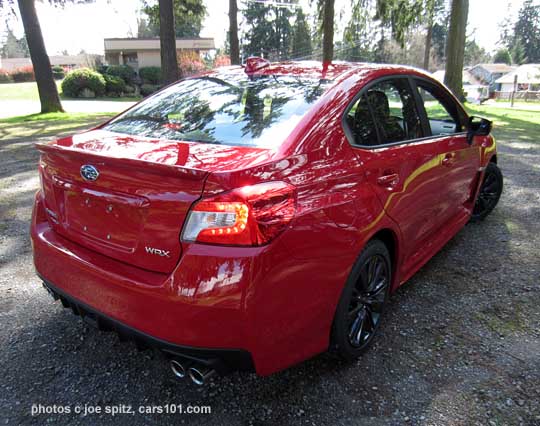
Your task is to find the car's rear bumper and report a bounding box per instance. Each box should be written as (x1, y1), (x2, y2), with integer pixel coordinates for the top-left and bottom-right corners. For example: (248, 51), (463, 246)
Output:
(39, 277), (254, 374)
(31, 193), (256, 374)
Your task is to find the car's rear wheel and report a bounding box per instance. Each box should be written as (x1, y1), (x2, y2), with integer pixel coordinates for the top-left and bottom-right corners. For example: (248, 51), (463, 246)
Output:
(471, 162), (503, 221)
(331, 240), (391, 360)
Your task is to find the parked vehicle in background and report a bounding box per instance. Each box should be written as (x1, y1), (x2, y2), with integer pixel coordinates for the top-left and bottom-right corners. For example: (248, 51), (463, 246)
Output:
(31, 59), (503, 384)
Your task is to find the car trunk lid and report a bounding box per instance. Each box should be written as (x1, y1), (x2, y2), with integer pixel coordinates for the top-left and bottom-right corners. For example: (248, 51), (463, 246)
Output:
(36, 130), (273, 273)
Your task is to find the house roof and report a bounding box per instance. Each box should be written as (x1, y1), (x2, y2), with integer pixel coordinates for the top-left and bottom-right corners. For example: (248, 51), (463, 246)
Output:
(104, 38), (215, 52)
(495, 64), (540, 84)
(471, 63), (516, 74)
(432, 69), (484, 86)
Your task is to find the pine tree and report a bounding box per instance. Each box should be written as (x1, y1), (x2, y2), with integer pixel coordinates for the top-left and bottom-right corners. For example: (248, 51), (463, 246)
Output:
(493, 49), (512, 65)
(291, 8), (311, 59)
(513, 0), (540, 63)
(242, 1), (295, 60)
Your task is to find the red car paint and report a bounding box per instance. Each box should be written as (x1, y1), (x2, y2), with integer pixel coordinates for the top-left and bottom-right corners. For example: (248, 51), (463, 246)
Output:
(31, 61), (497, 376)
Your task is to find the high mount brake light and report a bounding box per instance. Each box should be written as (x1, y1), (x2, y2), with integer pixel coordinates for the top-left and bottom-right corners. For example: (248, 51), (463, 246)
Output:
(182, 181), (296, 246)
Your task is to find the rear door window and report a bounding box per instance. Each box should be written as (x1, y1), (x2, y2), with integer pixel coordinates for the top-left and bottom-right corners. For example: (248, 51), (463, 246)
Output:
(345, 78), (423, 147)
(414, 79), (466, 136)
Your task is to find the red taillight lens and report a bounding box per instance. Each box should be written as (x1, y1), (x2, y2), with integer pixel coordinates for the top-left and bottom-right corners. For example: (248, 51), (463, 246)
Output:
(182, 181), (296, 246)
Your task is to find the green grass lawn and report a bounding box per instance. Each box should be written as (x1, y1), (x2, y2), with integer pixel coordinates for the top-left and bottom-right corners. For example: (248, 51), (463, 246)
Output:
(0, 112), (115, 140)
(0, 81), (62, 102)
(0, 81), (141, 102)
(465, 103), (540, 143)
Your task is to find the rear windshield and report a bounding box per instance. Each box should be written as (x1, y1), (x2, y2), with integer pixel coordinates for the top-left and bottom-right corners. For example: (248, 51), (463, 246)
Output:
(103, 74), (332, 148)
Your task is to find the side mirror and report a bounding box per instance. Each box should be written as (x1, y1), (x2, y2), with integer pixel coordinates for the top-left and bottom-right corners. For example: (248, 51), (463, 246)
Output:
(467, 116), (492, 145)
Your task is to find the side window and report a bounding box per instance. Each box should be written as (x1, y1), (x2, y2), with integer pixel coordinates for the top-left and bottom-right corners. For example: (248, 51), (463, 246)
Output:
(346, 78), (423, 147)
(415, 80), (465, 136)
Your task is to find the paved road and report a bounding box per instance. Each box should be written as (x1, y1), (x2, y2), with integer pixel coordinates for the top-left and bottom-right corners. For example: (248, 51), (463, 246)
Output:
(0, 100), (136, 118)
(0, 122), (539, 425)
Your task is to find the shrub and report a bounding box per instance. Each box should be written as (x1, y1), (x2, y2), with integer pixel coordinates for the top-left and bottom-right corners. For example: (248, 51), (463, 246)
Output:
(0, 69), (12, 83)
(51, 65), (65, 80)
(140, 84), (161, 97)
(104, 74), (127, 95)
(105, 64), (135, 84)
(10, 66), (35, 82)
(178, 51), (207, 77)
(61, 68), (106, 98)
(96, 64), (109, 75)
(139, 66), (162, 85)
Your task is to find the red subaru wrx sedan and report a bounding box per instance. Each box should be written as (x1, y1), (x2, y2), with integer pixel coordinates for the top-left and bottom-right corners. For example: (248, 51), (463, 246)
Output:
(31, 59), (503, 384)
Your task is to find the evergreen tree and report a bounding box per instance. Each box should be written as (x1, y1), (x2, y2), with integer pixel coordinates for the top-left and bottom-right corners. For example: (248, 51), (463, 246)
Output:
(510, 40), (527, 65)
(291, 8), (311, 59)
(341, 0), (376, 62)
(242, 0), (295, 60)
(493, 48), (512, 65)
(1, 24), (30, 58)
(463, 36), (490, 66)
(141, 0), (206, 38)
(513, 0), (540, 63)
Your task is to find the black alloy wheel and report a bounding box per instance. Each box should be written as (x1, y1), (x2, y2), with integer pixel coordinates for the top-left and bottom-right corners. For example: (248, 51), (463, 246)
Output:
(472, 162), (503, 221)
(347, 254), (389, 348)
(331, 240), (391, 360)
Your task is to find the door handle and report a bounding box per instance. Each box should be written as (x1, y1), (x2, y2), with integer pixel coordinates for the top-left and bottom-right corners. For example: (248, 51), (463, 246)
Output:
(377, 173), (400, 188)
(442, 153), (454, 167)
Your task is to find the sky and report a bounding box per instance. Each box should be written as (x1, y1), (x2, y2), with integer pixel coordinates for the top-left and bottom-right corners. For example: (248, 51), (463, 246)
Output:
(0, 0), (532, 56)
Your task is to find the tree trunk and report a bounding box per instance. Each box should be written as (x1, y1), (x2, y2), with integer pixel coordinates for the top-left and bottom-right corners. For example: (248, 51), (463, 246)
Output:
(17, 0), (63, 113)
(229, 0), (240, 65)
(322, 0), (334, 64)
(159, 0), (179, 84)
(423, 4), (435, 70)
(444, 0), (469, 101)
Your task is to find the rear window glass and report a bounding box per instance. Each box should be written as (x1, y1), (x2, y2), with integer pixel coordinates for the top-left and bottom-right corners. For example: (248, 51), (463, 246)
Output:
(103, 74), (331, 148)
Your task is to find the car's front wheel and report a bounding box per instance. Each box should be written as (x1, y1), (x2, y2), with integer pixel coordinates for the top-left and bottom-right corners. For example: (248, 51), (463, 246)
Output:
(471, 162), (503, 221)
(331, 239), (391, 360)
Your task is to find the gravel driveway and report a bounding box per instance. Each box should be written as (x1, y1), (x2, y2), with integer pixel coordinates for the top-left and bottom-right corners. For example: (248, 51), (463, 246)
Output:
(0, 121), (539, 425)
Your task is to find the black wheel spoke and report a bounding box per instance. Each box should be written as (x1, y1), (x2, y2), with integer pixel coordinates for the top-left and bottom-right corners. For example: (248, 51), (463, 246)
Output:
(349, 310), (365, 345)
(347, 253), (389, 348)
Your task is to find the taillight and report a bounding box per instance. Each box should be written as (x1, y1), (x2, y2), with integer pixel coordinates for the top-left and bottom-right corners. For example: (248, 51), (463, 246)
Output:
(182, 181), (296, 246)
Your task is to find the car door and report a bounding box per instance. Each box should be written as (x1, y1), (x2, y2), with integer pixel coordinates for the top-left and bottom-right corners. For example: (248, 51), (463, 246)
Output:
(343, 76), (456, 267)
(412, 77), (481, 217)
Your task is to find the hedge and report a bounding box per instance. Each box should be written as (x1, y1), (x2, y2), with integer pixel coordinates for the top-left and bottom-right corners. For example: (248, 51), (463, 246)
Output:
(139, 67), (162, 85)
(140, 84), (161, 97)
(11, 66), (35, 82)
(61, 68), (106, 98)
(0, 69), (12, 83)
(104, 74), (127, 95)
(105, 65), (135, 84)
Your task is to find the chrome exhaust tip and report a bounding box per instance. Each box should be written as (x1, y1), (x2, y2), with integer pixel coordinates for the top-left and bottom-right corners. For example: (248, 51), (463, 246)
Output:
(188, 366), (216, 386)
(170, 359), (188, 379)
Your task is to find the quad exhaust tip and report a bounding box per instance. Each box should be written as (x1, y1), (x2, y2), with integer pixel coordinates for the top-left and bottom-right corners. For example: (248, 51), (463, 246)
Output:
(170, 359), (188, 379)
(170, 360), (216, 385)
(188, 366), (216, 386)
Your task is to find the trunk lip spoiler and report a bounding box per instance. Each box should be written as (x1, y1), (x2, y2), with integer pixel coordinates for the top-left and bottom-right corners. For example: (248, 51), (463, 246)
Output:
(35, 142), (208, 181)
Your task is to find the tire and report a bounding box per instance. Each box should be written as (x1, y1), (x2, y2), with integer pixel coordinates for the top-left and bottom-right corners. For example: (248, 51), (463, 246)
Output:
(331, 239), (391, 361)
(471, 162), (503, 221)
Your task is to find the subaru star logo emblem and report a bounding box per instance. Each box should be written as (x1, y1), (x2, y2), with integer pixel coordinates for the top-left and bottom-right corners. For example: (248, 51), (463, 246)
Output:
(80, 165), (99, 181)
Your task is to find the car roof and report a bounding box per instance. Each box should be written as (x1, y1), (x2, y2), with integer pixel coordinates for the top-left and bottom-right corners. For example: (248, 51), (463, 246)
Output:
(212, 60), (430, 82)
